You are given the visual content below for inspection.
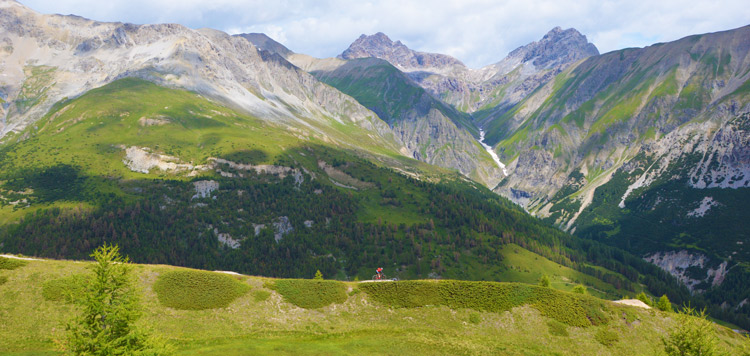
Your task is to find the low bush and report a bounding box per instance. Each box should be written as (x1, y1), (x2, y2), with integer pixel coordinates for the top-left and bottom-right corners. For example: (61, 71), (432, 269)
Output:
(272, 279), (347, 309)
(42, 274), (87, 302)
(0, 275), (7, 285)
(469, 312), (481, 324)
(547, 320), (569, 337)
(153, 269), (250, 310)
(595, 328), (619, 347)
(0, 256), (27, 270)
(253, 289), (271, 302)
(359, 280), (611, 327)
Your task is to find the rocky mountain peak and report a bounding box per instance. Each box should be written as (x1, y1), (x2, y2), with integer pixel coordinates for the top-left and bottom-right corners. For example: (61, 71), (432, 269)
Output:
(339, 32), (465, 71)
(234, 33), (293, 58)
(507, 26), (599, 69)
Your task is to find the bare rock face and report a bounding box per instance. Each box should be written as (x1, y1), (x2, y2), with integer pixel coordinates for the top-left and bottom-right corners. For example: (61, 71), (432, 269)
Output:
(273, 216), (293, 242)
(339, 32), (466, 72)
(505, 26), (599, 70)
(645, 250), (729, 291)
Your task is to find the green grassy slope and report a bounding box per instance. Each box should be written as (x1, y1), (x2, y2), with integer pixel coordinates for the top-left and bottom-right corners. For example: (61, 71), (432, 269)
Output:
(0, 256), (747, 355)
(312, 58), (476, 134)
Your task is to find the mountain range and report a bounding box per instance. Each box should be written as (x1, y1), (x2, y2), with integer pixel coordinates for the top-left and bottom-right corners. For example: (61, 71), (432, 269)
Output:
(0, 0), (748, 332)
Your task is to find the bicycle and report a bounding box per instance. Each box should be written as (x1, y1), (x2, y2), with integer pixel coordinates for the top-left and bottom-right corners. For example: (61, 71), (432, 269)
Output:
(372, 273), (387, 280)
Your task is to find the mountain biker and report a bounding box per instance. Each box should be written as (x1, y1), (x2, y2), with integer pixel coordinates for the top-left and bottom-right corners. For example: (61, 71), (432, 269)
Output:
(376, 267), (383, 279)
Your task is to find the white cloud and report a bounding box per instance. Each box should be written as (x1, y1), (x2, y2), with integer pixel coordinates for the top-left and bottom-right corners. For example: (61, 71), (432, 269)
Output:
(18, 0), (750, 68)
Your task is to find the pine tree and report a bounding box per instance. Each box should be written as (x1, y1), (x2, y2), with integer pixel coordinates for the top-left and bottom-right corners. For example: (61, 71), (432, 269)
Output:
(314, 270), (323, 280)
(63, 244), (169, 355)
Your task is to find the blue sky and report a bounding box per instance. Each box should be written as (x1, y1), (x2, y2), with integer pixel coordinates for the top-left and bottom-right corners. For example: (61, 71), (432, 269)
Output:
(19, 0), (750, 68)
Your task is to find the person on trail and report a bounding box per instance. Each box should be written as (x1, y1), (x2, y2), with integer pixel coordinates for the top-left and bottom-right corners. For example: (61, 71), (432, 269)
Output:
(376, 267), (383, 279)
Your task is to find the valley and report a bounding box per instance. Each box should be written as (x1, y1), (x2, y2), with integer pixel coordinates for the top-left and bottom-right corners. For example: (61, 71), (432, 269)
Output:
(0, 1), (748, 353)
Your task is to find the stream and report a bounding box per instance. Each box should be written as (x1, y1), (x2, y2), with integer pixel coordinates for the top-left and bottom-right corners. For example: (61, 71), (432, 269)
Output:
(479, 129), (508, 176)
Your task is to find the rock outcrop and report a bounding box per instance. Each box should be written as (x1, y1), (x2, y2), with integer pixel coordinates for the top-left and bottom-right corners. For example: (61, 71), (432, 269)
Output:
(645, 250), (729, 291)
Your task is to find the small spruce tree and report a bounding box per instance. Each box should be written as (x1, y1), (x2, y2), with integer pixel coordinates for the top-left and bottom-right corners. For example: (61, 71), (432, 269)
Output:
(314, 270), (323, 280)
(538, 274), (551, 287)
(657, 294), (673, 312)
(63, 244), (169, 355)
(663, 307), (718, 356)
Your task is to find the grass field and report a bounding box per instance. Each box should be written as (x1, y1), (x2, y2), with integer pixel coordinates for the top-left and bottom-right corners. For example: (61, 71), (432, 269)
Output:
(0, 255), (747, 355)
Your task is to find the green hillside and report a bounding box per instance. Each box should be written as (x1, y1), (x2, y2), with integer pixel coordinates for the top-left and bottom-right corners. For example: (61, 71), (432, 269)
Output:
(0, 78), (696, 307)
(0, 255), (747, 355)
(312, 58), (476, 133)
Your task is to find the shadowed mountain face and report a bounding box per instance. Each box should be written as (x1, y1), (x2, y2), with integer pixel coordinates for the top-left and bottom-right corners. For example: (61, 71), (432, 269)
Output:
(309, 57), (504, 188)
(235, 33), (293, 58)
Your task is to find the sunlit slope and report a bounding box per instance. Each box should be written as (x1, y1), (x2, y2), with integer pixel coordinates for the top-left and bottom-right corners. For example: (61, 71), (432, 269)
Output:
(0, 256), (747, 355)
(0, 78), (691, 305)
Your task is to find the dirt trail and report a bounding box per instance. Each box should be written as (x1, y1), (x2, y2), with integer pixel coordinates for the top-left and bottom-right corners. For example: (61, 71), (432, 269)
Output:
(613, 299), (651, 309)
(0, 254), (42, 261)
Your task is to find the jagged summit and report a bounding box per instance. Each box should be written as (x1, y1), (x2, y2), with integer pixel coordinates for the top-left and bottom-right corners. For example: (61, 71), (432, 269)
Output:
(504, 26), (599, 69)
(338, 32), (466, 71)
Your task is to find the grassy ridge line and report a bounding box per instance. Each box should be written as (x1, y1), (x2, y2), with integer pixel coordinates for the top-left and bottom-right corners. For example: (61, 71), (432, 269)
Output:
(359, 280), (609, 327)
(1, 256), (749, 355)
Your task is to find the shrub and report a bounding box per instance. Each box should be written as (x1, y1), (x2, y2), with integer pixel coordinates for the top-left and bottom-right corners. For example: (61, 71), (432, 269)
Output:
(42, 274), (87, 302)
(595, 328), (619, 347)
(360, 280), (610, 327)
(572, 284), (588, 295)
(469, 312), (481, 324)
(0, 256), (27, 270)
(547, 320), (569, 337)
(539, 274), (551, 287)
(657, 294), (673, 312)
(154, 269), (250, 310)
(272, 279), (347, 309)
(0, 275), (7, 286)
(253, 290), (271, 302)
(636, 291), (651, 306)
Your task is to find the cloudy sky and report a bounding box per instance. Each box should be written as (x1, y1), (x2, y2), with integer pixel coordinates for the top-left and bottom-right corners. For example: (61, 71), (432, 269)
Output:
(19, 0), (750, 68)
